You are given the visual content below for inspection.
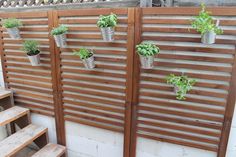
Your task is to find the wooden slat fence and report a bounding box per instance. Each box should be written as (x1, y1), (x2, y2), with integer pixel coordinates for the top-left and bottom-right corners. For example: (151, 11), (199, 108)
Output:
(0, 11), (57, 117)
(0, 7), (236, 157)
(131, 7), (236, 157)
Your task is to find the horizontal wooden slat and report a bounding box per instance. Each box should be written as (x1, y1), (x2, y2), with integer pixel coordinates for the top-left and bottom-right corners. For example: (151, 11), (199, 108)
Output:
(138, 133), (218, 152)
(64, 105), (124, 121)
(138, 126), (219, 145)
(65, 116), (123, 133)
(57, 8), (128, 16)
(142, 7), (236, 16)
(64, 111), (123, 127)
(59, 19), (128, 24)
(138, 113), (222, 130)
(138, 105), (224, 122)
(138, 120), (221, 137)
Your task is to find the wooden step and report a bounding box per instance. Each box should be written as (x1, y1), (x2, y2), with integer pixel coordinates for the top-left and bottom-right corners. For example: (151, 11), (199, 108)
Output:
(0, 106), (30, 126)
(0, 89), (11, 99)
(0, 124), (47, 157)
(31, 143), (66, 157)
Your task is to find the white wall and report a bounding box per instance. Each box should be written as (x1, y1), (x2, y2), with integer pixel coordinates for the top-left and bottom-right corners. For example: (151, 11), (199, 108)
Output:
(65, 121), (123, 157)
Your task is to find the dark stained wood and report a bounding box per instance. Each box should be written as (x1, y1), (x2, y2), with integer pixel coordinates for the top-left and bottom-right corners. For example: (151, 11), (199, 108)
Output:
(218, 45), (236, 157)
(48, 10), (66, 146)
(123, 8), (135, 157)
(130, 8), (142, 157)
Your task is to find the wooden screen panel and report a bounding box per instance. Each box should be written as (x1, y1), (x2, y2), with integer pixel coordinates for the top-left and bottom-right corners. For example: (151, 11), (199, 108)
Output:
(56, 8), (133, 133)
(136, 7), (236, 153)
(0, 12), (56, 117)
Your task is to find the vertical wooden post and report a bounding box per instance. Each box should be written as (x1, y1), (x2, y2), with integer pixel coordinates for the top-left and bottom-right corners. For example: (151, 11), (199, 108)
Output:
(48, 10), (66, 146)
(218, 46), (236, 157)
(129, 7), (142, 157)
(124, 8), (135, 157)
(0, 23), (8, 88)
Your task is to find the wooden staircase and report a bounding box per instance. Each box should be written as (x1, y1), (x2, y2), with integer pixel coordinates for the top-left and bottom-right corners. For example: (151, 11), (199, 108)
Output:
(0, 89), (66, 157)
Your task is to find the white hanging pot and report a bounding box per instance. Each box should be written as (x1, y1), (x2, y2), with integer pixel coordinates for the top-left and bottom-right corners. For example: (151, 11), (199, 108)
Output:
(54, 33), (67, 48)
(100, 27), (115, 42)
(139, 54), (155, 69)
(6, 27), (21, 39)
(27, 53), (41, 66)
(82, 54), (95, 69)
(140, 0), (152, 7)
(201, 30), (216, 44)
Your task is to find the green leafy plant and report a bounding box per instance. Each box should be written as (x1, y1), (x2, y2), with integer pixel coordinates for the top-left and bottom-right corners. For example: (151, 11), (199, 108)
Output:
(136, 42), (160, 56)
(73, 48), (93, 60)
(97, 13), (118, 28)
(51, 25), (68, 35)
(166, 74), (196, 100)
(191, 3), (223, 35)
(2, 18), (22, 28)
(22, 40), (40, 56)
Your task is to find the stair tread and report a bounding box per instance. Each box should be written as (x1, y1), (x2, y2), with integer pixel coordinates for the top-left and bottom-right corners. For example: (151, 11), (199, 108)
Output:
(0, 124), (47, 157)
(0, 106), (29, 126)
(31, 143), (66, 157)
(0, 90), (11, 99)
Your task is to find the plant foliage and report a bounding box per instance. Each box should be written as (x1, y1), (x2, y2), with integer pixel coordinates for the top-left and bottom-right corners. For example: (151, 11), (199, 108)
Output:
(97, 13), (118, 28)
(22, 40), (40, 56)
(136, 42), (160, 56)
(191, 3), (223, 35)
(73, 48), (93, 60)
(166, 74), (196, 100)
(51, 25), (68, 35)
(2, 18), (22, 28)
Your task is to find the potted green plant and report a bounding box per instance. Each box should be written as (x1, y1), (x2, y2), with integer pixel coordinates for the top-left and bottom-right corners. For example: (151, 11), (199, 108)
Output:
(136, 42), (160, 69)
(73, 48), (95, 69)
(97, 13), (118, 42)
(51, 25), (68, 48)
(191, 3), (223, 44)
(2, 18), (22, 39)
(22, 40), (41, 66)
(166, 74), (196, 100)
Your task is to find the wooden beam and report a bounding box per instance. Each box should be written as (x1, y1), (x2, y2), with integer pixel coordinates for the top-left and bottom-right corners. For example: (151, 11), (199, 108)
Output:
(48, 10), (66, 146)
(218, 45), (236, 157)
(123, 7), (135, 157)
(129, 7), (142, 157)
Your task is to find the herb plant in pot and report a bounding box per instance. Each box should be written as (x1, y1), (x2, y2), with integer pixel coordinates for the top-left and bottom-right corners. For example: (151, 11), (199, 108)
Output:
(2, 18), (22, 39)
(191, 3), (223, 44)
(136, 42), (160, 69)
(22, 40), (41, 66)
(166, 74), (196, 100)
(73, 48), (95, 69)
(51, 25), (68, 48)
(97, 13), (117, 42)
